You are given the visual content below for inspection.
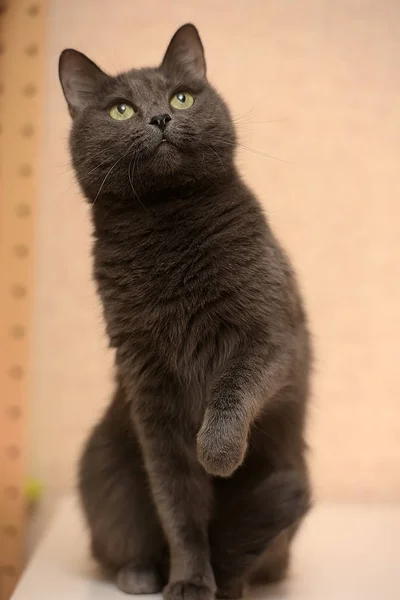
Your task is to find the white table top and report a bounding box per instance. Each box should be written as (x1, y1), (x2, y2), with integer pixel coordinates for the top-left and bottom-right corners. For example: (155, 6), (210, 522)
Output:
(12, 497), (400, 599)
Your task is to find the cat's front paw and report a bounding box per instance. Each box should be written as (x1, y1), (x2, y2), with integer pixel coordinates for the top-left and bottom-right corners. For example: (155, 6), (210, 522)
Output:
(164, 581), (215, 600)
(197, 410), (248, 478)
(117, 566), (163, 594)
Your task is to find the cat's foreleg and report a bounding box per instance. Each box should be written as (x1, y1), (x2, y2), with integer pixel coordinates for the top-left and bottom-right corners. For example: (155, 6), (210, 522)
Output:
(131, 386), (216, 600)
(197, 343), (292, 478)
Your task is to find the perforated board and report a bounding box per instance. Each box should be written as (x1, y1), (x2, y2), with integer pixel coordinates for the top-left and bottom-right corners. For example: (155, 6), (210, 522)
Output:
(0, 2), (46, 599)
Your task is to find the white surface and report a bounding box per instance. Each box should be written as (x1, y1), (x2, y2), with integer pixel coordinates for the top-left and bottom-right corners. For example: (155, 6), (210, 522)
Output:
(12, 498), (400, 599)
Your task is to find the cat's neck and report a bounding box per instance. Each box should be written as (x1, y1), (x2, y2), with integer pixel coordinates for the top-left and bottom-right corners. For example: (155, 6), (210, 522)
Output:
(91, 167), (242, 236)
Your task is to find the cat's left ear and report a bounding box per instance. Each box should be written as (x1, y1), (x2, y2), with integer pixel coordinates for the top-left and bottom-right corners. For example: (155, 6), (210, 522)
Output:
(59, 49), (109, 118)
(161, 24), (206, 80)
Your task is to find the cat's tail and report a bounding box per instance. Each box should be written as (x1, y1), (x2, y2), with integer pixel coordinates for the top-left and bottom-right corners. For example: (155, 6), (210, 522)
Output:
(210, 470), (311, 597)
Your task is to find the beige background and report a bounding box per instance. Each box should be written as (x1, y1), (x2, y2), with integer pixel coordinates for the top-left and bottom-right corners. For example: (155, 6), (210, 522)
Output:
(30, 0), (400, 537)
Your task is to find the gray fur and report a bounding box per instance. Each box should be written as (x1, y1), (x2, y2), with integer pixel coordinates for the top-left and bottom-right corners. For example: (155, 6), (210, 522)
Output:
(59, 23), (312, 600)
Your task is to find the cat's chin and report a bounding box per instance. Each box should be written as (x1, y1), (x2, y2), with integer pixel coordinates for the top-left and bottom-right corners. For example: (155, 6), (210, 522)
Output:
(147, 141), (183, 174)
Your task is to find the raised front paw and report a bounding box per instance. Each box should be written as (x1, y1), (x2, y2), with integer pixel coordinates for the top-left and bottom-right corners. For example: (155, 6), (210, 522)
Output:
(197, 411), (248, 478)
(164, 581), (215, 600)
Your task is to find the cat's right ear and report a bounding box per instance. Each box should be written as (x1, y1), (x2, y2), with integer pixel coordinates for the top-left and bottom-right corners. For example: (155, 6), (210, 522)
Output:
(161, 24), (206, 80)
(59, 49), (109, 118)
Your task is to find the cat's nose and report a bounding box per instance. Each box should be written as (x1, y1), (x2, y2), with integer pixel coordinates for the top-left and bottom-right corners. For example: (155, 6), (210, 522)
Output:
(149, 114), (171, 132)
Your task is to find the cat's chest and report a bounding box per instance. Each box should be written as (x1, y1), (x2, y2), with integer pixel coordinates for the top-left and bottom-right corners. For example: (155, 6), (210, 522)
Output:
(95, 222), (234, 340)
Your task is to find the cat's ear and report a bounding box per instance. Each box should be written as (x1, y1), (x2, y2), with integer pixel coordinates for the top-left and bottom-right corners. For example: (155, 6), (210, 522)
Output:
(161, 24), (206, 80)
(59, 49), (109, 117)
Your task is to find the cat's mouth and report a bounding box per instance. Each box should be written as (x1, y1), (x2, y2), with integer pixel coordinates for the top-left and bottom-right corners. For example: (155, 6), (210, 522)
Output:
(157, 135), (177, 150)
(161, 133), (173, 144)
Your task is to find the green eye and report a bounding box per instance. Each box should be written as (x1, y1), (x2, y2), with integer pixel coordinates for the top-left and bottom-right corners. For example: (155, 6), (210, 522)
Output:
(170, 92), (194, 110)
(109, 103), (135, 121)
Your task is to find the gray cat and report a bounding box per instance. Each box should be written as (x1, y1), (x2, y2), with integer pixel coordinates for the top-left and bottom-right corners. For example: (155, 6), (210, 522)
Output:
(59, 23), (311, 600)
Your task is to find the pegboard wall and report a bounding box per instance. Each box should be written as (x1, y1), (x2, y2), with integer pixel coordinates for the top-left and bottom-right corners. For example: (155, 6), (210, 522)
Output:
(0, 1), (46, 599)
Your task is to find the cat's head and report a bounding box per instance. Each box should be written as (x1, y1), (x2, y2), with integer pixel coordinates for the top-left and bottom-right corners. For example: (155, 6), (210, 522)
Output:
(59, 24), (236, 202)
